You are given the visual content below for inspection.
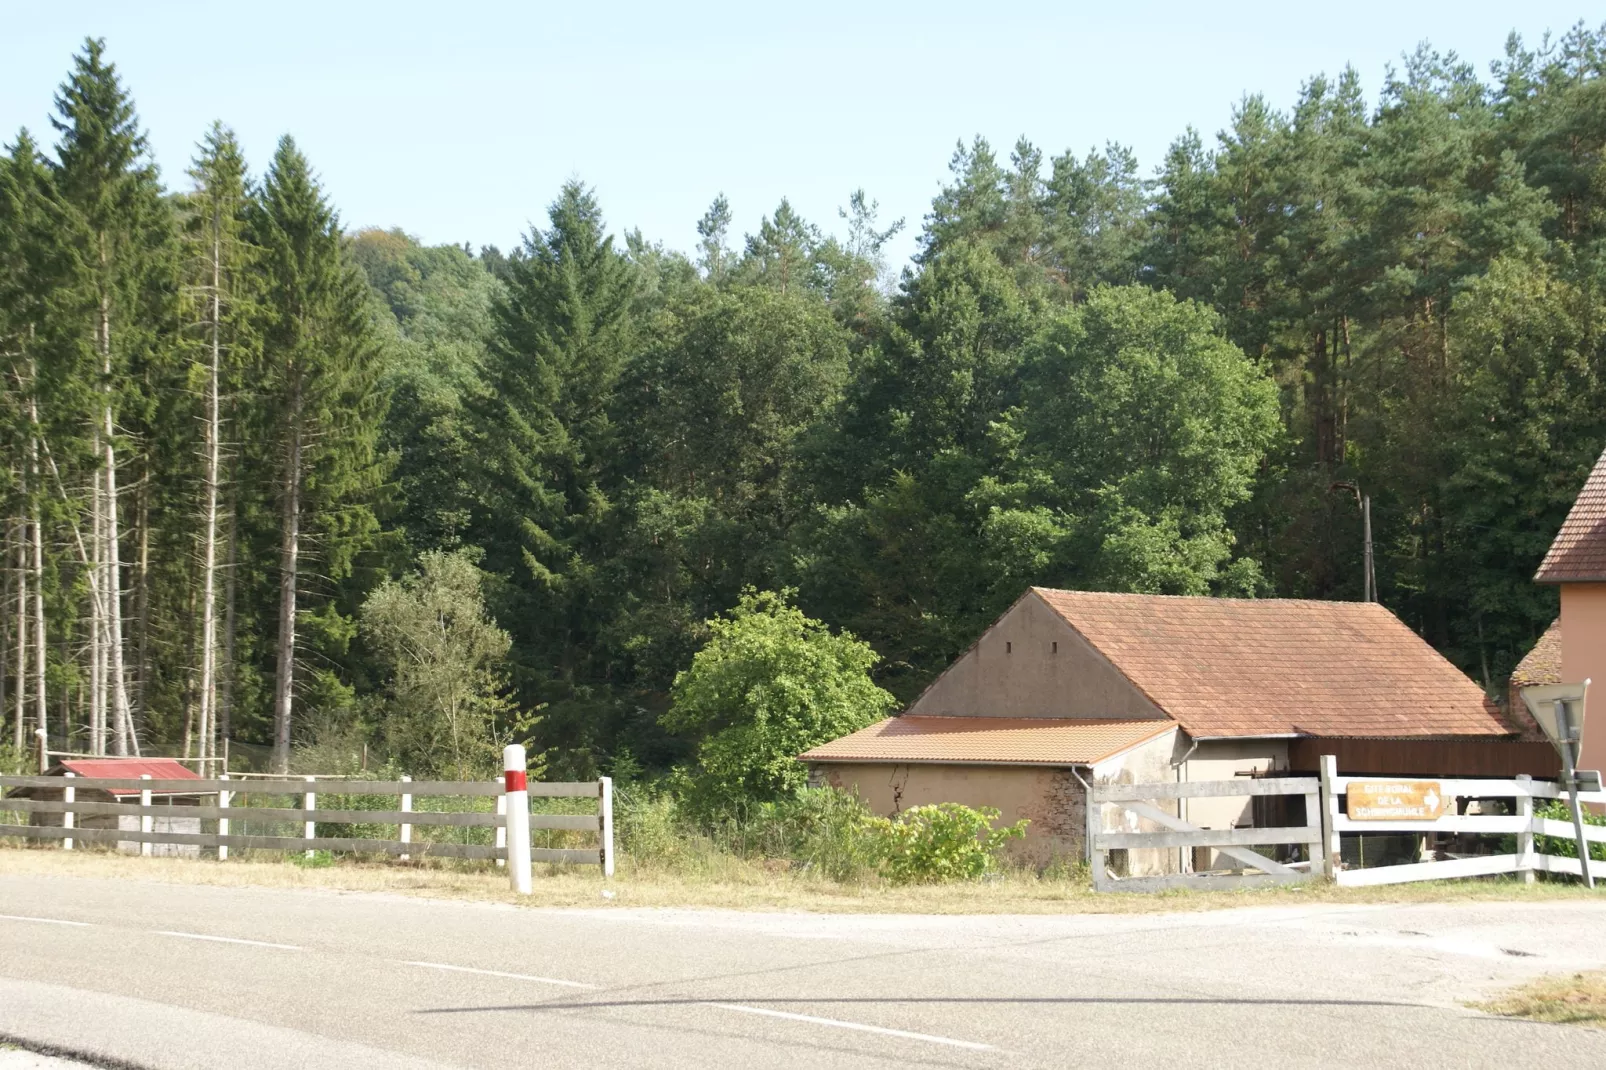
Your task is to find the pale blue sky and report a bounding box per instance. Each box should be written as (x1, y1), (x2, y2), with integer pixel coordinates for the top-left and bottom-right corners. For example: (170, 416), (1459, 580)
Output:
(3, 2), (1598, 270)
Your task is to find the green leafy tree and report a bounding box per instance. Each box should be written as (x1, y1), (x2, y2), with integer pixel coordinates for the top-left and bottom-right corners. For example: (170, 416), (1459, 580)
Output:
(662, 589), (896, 813)
(361, 550), (519, 779)
(1019, 285), (1281, 593)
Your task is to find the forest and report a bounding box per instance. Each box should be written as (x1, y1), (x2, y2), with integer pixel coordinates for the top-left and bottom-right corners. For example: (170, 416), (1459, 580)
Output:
(1, 27), (1604, 791)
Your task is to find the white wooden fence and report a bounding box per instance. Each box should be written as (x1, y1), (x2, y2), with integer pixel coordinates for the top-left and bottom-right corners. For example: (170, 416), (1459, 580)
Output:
(1090, 758), (1605, 891)
(0, 771), (614, 878)
(1319, 759), (1606, 887)
(1091, 776), (1324, 892)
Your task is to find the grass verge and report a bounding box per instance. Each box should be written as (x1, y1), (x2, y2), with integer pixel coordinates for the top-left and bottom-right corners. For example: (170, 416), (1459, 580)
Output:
(1476, 971), (1606, 1029)
(3, 841), (1604, 914)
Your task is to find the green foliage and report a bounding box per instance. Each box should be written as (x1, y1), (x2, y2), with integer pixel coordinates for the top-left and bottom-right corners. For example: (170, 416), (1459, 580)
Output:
(872, 804), (1028, 884)
(361, 549), (521, 779)
(1533, 799), (1606, 863)
(663, 590), (896, 813)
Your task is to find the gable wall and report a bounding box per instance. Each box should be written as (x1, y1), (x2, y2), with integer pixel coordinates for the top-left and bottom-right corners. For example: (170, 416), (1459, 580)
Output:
(907, 591), (1166, 721)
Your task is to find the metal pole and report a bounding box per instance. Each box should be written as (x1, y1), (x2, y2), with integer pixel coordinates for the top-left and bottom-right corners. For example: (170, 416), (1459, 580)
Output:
(503, 745), (532, 895)
(1362, 495), (1375, 603)
(1560, 701), (1595, 888)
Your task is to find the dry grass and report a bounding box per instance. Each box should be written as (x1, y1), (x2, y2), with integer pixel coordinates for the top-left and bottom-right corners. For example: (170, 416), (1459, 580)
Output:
(1476, 971), (1606, 1029)
(3, 842), (1603, 914)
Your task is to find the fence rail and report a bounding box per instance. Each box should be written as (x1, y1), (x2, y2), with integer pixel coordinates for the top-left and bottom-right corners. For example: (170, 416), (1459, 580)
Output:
(0, 768), (613, 883)
(1089, 759), (1606, 892)
(1090, 776), (1324, 893)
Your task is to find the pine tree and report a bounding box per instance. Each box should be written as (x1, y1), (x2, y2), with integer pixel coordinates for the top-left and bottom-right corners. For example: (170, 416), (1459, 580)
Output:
(252, 136), (384, 772)
(183, 123), (254, 769)
(50, 37), (179, 754)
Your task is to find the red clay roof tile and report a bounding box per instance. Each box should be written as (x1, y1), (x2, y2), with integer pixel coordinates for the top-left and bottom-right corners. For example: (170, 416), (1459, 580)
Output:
(1032, 588), (1512, 739)
(1537, 446), (1606, 583)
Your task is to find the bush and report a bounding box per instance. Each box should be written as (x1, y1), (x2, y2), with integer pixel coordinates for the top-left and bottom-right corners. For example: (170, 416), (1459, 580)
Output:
(1534, 799), (1606, 862)
(872, 803), (1028, 884)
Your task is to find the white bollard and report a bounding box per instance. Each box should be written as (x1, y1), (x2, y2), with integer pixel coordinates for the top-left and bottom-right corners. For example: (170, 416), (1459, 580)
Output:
(218, 773), (231, 861)
(140, 774), (153, 857)
(399, 775), (412, 861)
(63, 772), (75, 851)
(503, 744), (532, 895)
(304, 776), (317, 859)
(495, 788), (507, 868)
(599, 776), (614, 879)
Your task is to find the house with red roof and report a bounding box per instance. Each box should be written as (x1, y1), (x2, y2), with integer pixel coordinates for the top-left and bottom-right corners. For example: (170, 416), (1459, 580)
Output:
(1514, 443), (1606, 776)
(802, 587), (1552, 868)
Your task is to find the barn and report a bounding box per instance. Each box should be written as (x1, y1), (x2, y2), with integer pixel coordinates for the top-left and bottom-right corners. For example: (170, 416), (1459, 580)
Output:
(801, 588), (1554, 869)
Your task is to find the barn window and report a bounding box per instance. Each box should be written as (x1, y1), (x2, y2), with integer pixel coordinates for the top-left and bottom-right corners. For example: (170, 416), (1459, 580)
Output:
(1006, 641), (1012, 654)
(1052, 641), (1058, 654)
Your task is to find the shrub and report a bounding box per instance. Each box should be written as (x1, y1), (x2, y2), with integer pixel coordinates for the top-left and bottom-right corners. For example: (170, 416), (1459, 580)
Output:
(873, 803), (1028, 884)
(1533, 799), (1606, 862)
(662, 589), (897, 817)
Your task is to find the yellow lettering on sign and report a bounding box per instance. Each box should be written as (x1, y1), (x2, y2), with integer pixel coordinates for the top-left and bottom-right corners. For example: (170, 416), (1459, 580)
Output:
(1347, 781), (1450, 821)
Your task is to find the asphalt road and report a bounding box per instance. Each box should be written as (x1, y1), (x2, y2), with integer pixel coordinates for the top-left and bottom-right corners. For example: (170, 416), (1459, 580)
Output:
(3, 873), (1606, 1069)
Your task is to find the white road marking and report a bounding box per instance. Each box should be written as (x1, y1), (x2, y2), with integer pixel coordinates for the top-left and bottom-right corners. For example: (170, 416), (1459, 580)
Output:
(704, 1003), (995, 1051)
(156, 930), (302, 951)
(404, 960), (598, 989)
(0, 913), (90, 927)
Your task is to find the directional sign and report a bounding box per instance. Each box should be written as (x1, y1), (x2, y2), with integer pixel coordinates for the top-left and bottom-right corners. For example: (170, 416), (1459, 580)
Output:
(1347, 780), (1451, 821)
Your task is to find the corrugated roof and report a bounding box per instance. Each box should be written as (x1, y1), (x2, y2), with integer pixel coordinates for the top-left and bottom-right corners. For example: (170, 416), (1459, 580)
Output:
(1536, 445), (1606, 583)
(799, 716), (1174, 766)
(58, 758), (201, 796)
(1033, 588), (1513, 740)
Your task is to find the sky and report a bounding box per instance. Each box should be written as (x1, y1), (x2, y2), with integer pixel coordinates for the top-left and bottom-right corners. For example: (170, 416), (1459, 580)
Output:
(2, 2), (1600, 272)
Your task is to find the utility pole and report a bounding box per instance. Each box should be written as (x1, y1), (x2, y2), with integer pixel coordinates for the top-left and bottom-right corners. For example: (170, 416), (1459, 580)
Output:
(1331, 482), (1375, 602)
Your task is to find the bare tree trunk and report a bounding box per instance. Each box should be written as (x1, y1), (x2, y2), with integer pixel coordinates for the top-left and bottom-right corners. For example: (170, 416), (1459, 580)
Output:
(271, 376), (302, 774)
(219, 486), (238, 753)
(100, 277), (136, 756)
(13, 491), (26, 756)
(197, 220), (223, 772)
(134, 476), (150, 720)
(91, 429), (107, 754)
(30, 430), (45, 765)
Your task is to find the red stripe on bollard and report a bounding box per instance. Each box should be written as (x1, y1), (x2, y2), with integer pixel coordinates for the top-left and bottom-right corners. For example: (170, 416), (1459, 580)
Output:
(504, 770), (527, 793)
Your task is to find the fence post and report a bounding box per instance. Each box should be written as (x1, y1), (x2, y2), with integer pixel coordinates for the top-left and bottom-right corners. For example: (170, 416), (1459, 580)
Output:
(503, 744), (531, 895)
(218, 773), (230, 861)
(495, 788), (507, 869)
(1302, 787), (1322, 878)
(62, 772), (75, 851)
(1515, 773), (1536, 885)
(140, 774), (153, 857)
(399, 775), (412, 861)
(304, 776), (316, 859)
(599, 776), (614, 878)
(35, 727), (47, 773)
(1318, 755), (1340, 877)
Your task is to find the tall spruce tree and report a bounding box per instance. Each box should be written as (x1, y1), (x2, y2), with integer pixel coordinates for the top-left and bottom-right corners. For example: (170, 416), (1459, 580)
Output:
(50, 38), (179, 754)
(252, 136), (385, 771)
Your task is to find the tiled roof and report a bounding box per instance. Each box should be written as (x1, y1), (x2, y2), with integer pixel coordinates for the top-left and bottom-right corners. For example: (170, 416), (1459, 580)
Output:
(1033, 588), (1513, 739)
(799, 717), (1174, 766)
(1536, 445), (1606, 582)
(1507, 619), (1562, 740)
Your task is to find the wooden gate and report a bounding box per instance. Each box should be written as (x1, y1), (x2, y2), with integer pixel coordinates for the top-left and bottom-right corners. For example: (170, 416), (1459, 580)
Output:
(1090, 776), (1325, 892)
